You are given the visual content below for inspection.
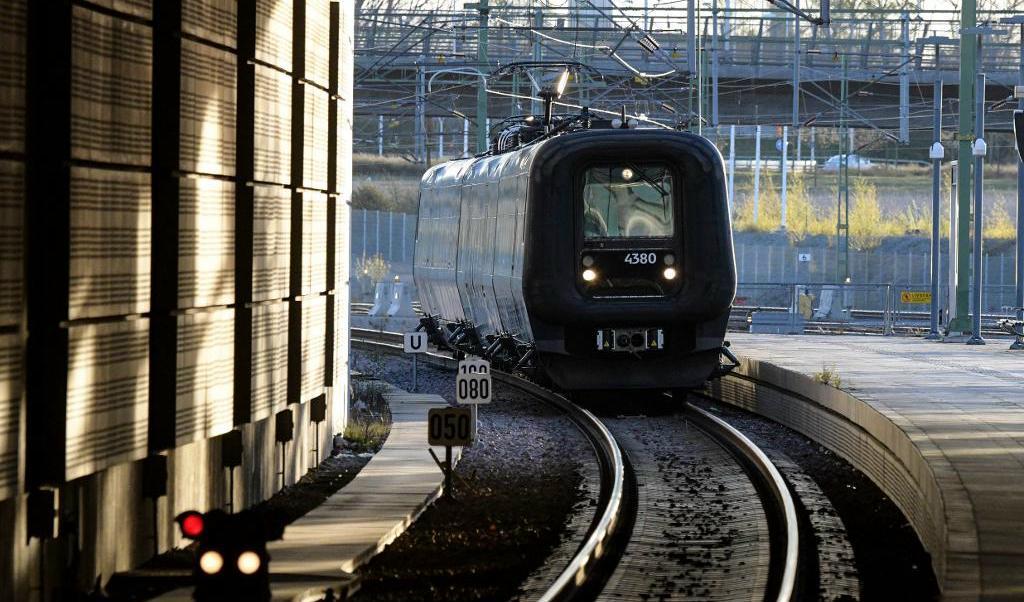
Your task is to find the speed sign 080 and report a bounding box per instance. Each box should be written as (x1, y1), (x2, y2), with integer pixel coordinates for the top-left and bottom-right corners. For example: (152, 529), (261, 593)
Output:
(456, 358), (491, 404)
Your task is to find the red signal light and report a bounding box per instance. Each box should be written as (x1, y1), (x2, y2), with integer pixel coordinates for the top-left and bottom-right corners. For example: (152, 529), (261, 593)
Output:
(177, 511), (204, 539)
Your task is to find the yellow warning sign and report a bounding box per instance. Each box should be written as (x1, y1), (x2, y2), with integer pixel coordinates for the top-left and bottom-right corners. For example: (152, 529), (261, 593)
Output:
(900, 291), (932, 304)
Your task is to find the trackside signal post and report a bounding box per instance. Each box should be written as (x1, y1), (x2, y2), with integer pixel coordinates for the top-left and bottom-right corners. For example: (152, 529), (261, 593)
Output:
(457, 358), (491, 441)
(428, 407), (472, 499)
(404, 331), (428, 391)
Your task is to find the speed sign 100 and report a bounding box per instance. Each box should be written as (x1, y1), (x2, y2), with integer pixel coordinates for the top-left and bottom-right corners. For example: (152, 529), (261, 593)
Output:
(456, 359), (491, 404)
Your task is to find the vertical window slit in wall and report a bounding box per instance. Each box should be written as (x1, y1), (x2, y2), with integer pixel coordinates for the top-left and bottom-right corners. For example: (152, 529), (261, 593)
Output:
(325, 2), (339, 388)
(287, 0), (306, 406)
(150, 0), (181, 451)
(234, 0), (257, 426)
(25, 0), (71, 487)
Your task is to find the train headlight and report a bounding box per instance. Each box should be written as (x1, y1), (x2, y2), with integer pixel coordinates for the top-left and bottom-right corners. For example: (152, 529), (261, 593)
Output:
(663, 267), (677, 280)
(237, 551), (262, 575)
(582, 268), (598, 282)
(663, 253), (675, 266)
(581, 255), (594, 267)
(199, 551), (224, 575)
(620, 167), (634, 181)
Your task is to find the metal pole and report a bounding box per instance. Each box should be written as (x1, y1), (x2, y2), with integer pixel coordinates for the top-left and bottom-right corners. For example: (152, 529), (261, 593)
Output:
(928, 79), (943, 339)
(728, 124), (736, 215)
(412, 354), (418, 392)
(899, 12), (910, 143)
(463, 117), (469, 157)
(475, 0), (489, 153)
(753, 125), (762, 224)
(444, 445), (452, 497)
(470, 404), (478, 443)
(791, 1), (800, 137)
(416, 61), (426, 162)
(1014, 23), (1024, 349)
(712, 0), (719, 127)
(687, 0), (696, 77)
(378, 115), (384, 156)
(837, 56), (850, 283)
(687, 0), (696, 125)
(532, 7), (542, 116)
(951, 0), (977, 335)
(968, 72), (986, 345)
(402, 212), (407, 262)
(438, 118), (444, 159)
(781, 125), (789, 230)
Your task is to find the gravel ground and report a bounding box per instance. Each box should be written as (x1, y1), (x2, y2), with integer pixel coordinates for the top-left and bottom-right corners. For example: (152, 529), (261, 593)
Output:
(348, 350), (599, 602)
(691, 396), (940, 601)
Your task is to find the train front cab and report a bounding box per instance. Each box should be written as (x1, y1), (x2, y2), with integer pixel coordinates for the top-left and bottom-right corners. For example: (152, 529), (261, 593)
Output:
(522, 130), (735, 390)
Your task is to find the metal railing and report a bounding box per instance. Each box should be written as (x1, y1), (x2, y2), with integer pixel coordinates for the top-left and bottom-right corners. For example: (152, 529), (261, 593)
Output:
(734, 281), (1020, 336)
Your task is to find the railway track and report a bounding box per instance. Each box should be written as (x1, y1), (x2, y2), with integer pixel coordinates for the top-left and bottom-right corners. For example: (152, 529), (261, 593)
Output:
(351, 328), (803, 601)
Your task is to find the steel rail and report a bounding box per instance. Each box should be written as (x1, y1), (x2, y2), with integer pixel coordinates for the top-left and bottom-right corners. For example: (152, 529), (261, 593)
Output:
(685, 403), (800, 602)
(349, 327), (630, 602)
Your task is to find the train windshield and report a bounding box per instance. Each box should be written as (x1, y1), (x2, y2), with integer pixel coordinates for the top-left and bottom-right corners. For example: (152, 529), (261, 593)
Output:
(581, 164), (673, 239)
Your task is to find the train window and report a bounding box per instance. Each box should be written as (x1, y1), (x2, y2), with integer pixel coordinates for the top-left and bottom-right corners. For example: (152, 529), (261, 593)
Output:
(582, 164), (673, 239)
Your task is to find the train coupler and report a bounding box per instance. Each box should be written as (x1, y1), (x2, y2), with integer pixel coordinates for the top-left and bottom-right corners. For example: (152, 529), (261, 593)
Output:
(711, 341), (741, 378)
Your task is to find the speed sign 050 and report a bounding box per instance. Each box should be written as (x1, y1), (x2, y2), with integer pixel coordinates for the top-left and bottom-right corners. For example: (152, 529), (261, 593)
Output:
(456, 358), (491, 404)
(428, 407), (473, 446)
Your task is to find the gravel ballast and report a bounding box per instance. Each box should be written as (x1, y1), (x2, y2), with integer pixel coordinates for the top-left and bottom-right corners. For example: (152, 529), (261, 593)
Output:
(691, 396), (941, 600)
(348, 350), (600, 602)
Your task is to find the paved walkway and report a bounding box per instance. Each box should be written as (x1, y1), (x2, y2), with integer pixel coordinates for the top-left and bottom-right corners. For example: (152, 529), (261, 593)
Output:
(268, 386), (450, 600)
(156, 385), (451, 601)
(718, 333), (1024, 601)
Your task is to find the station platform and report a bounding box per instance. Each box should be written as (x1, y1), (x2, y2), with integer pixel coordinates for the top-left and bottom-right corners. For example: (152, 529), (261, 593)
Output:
(709, 333), (1024, 601)
(157, 385), (451, 601)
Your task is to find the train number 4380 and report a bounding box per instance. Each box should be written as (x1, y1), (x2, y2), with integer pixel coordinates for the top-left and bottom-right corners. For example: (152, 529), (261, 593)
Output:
(623, 252), (658, 265)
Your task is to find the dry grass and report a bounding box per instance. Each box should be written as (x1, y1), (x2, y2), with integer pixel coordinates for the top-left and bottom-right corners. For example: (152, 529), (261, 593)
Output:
(733, 168), (1017, 244)
(813, 364), (842, 388)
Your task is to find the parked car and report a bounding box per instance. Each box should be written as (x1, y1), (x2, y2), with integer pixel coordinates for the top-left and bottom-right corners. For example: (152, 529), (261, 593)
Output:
(822, 154), (874, 171)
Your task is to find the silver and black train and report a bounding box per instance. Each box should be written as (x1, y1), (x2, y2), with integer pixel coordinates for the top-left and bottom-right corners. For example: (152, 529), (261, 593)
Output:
(413, 109), (737, 391)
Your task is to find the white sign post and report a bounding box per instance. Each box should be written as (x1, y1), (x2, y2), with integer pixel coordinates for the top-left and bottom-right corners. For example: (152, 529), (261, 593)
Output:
(404, 332), (428, 392)
(456, 358), (491, 442)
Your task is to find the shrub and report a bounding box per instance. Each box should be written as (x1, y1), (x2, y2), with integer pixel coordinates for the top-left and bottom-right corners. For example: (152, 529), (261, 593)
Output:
(346, 380), (391, 453)
(813, 364), (842, 388)
(784, 173), (832, 244)
(352, 180), (419, 213)
(355, 252), (391, 284)
(849, 177), (886, 250)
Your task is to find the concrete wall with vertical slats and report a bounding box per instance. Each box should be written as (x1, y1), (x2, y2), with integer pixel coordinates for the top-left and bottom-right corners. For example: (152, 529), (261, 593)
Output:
(175, 309), (235, 445)
(180, 40), (236, 176)
(70, 7), (152, 165)
(252, 301), (288, 422)
(0, 2), (24, 155)
(178, 177), (235, 308)
(65, 320), (149, 481)
(69, 167), (151, 320)
(0, 1), (352, 597)
(254, 66), (292, 183)
(253, 185), (291, 301)
(182, 0), (236, 49)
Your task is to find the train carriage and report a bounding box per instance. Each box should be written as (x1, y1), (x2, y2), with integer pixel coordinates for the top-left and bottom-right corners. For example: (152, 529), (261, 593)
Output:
(414, 119), (736, 391)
